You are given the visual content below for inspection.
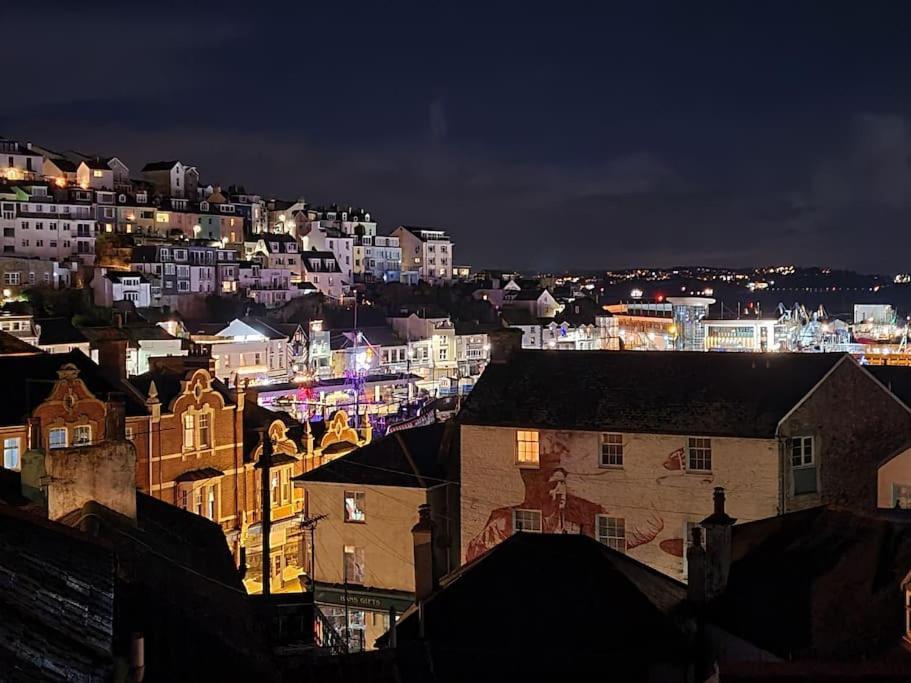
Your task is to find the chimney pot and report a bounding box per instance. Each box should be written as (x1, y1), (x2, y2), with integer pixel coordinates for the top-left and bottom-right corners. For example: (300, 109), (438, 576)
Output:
(713, 486), (726, 516)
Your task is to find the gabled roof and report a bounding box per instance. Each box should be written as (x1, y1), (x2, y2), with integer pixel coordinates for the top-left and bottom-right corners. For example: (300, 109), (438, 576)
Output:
(81, 157), (111, 170)
(329, 326), (405, 351)
(708, 506), (911, 661)
(384, 533), (690, 666)
(215, 317), (288, 341)
(509, 288), (549, 301)
(35, 317), (89, 346)
(46, 157), (78, 172)
(499, 308), (543, 326)
(459, 350), (847, 438)
(296, 422), (456, 488)
(142, 160), (179, 171)
(0, 329), (40, 355)
(0, 350), (147, 425)
(104, 270), (149, 284)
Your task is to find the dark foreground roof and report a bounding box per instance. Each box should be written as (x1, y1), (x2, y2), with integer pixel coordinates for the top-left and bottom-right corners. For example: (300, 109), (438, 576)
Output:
(0, 350), (147, 425)
(0, 504), (115, 680)
(296, 422), (456, 488)
(709, 506), (911, 662)
(35, 317), (89, 346)
(459, 351), (848, 438)
(0, 329), (40, 355)
(382, 533), (694, 679)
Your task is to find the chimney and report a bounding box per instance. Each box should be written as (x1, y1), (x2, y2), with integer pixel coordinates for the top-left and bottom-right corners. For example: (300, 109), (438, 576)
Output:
(412, 504), (436, 603)
(96, 336), (128, 383)
(105, 392), (126, 440)
(700, 487), (736, 602)
(488, 326), (523, 365)
(686, 526), (707, 605)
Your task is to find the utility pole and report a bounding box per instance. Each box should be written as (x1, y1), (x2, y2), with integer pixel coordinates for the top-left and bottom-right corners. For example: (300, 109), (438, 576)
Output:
(259, 429), (273, 596)
(299, 512), (327, 592)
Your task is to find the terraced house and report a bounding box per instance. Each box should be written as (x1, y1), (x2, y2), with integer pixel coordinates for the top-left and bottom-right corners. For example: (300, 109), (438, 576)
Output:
(458, 350), (911, 579)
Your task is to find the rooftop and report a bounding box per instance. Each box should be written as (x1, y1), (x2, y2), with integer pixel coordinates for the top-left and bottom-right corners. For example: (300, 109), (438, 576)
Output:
(459, 350), (848, 438)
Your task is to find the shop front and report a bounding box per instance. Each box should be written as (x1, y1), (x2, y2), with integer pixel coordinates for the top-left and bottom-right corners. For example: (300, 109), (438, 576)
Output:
(314, 582), (414, 652)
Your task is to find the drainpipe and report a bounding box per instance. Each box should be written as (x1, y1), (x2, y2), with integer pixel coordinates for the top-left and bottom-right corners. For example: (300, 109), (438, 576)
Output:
(259, 430), (273, 595)
(777, 435), (787, 515)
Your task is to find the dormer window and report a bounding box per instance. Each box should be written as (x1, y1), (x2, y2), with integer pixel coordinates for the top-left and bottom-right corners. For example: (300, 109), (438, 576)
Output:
(200, 201), (209, 211)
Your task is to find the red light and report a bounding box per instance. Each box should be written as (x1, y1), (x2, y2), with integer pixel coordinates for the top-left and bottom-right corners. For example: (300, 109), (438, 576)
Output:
(656, 294), (664, 302)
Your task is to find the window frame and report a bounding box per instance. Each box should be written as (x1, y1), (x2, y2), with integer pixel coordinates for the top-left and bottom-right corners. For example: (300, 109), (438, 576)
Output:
(73, 425), (92, 447)
(516, 430), (540, 468)
(512, 508), (543, 533)
(48, 427), (68, 449)
(686, 436), (713, 472)
(599, 432), (624, 468)
(344, 490), (367, 523)
(790, 436), (814, 468)
(3, 437), (20, 470)
(343, 545), (365, 584)
(596, 515), (627, 553)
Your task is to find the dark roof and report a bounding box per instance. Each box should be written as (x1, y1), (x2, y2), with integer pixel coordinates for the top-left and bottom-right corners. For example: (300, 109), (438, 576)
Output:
(459, 351), (847, 438)
(47, 157), (78, 172)
(104, 270), (149, 284)
(865, 364), (911, 408)
(0, 329), (40, 355)
(269, 322), (303, 338)
(499, 308), (542, 326)
(121, 323), (178, 343)
(130, 368), (234, 410)
(175, 467), (224, 482)
(509, 288), (548, 301)
(142, 160), (179, 171)
(0, 350), (147, 425)
(0, 504), (115, 680)
(35, 317), (89, 346)
(708, 506), (911, 661)
(82, 157), (111, 170)
(384, 533), (691, 674)
(57, 494), (275, 680)
(296, 422), (456, 487)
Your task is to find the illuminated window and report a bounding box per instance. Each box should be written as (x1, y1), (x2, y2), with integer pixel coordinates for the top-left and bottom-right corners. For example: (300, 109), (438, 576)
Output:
(183, 414), (195, 449)
(3, 437), (20, 470)
(198, 413), (211, 448)
(686, 437), (712, 472)
(600, 433), (623, 467)
(513, 508), (542, 533)
(516, 430), (539, 466)
(156, 213), (169, 223)
(73, 425), (91, 446)
(596, 515), (626, 553)
(344, 491), (366, 522)
(343, 545), (365, 584)
(93, 170), (103, 178)
(48, 427), (67, 449)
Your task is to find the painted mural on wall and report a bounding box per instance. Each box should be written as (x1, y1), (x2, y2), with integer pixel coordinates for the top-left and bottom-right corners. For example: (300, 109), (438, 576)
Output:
(465, 431), (665, 562)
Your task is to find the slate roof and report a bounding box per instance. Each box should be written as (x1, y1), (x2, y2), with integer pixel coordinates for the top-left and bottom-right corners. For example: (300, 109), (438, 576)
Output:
(383, 533), (692, 674)
(509, 288), (547, 301)
(130, 369), (234, 410)
(121, 323), (178, 344)
(35, 317), (89, 346)
(141, 160), (179, 171)
(453, 320), (501, 336)
(0, 350), (147, 425)
(329, 326), (405, 351)
(0, 329), (40, 355)
(46, 157), (78, 172)
(175, 467), (224, 482)
(459, 350), (847, 438)
(708, 506), (911, 661)
(0, 504), (115, 680)
(295, 422), (456, 488)
(499, 308), (542, 326)
(82, 157), (111, 170)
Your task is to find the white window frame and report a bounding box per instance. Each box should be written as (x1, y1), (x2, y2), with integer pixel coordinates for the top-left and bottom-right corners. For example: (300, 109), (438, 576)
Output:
(790, 436), (814, 468)
(513, 508), (542, 533)
(596, 515), (627, 553)
(73, 425), (91, 447)
(48, 427), (67, 449)
(599, 433), (623, 468)
(3, 437), (21, 470)
(686, 437), (712, 472)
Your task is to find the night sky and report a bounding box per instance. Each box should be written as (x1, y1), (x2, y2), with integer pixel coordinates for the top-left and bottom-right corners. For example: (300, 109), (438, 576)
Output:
(5, 2), (911, 273)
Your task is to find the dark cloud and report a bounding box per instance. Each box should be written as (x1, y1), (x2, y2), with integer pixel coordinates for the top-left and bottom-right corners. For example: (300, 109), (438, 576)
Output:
(5, 4), (911, 272)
